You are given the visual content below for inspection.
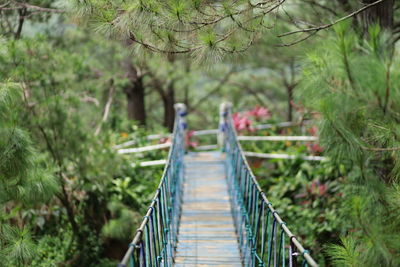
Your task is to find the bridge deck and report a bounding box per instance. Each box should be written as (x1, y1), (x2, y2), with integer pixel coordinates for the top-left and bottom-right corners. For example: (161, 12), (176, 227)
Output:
(174, 151), (242, 267)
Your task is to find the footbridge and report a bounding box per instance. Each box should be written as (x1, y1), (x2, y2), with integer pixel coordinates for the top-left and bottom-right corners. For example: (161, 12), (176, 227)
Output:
(118, 103), (318, 267)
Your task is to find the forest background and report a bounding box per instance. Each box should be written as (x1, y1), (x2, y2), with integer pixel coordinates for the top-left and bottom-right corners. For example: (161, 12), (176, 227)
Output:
(1, 0), (400, 266)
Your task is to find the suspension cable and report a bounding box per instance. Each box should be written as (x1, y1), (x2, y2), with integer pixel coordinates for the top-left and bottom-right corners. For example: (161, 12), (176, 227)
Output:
(221, 103), (318, 267)
(118, 104), (187, 267)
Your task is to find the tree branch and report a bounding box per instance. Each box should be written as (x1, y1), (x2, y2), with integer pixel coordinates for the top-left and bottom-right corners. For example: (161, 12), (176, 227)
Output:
(15, 7), (26, 39)
(0, 2), (10, 9)
(279, 0), (386, 37)
(95, 79), (115, 136)
(304, 0), (338, 16)
(189, 69), (235, 111)
(19, 2), (64, 13)
(228, 82), (267, 106)
(0, 2), (64, 13)
(276, 31), (318, 47)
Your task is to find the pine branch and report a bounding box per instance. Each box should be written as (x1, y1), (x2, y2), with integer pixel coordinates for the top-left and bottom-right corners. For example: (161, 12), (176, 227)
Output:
(361, 146), (400, 151)
(0, 2), (64, 13)
(277, 31), (318, 47)
(279, 0), (387, 37)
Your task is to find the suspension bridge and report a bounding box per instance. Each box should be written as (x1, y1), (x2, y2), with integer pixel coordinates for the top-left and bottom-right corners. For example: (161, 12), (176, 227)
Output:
(117, 103), (319, 267)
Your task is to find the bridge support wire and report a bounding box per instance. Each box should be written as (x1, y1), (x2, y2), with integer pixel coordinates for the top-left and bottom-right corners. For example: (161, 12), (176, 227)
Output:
(220, 103), (318, 267)
(118, 104), (187, 267)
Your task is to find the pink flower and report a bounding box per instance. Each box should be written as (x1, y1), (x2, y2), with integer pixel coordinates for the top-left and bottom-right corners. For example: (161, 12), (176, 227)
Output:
(245, 106), (271, 120)
(187, 130), (195, 138)
(186, 130), (199, 148)
(307, 143), (324, 154)
(308, 126), (318, 136)
(319, 184), (327, 196)
(307, 181), (328, 196)
(159, 137), (171, 144)
(233, 113), (253, 132)
(188, 141), (199, 148)
(310, 181), (317, 194)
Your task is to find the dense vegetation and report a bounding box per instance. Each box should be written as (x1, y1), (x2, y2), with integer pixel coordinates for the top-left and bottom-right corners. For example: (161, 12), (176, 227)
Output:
(1, 0), (399, 266)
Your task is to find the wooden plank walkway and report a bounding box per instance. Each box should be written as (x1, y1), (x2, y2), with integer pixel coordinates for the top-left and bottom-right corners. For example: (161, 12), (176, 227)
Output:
(174, 152), (242, 267)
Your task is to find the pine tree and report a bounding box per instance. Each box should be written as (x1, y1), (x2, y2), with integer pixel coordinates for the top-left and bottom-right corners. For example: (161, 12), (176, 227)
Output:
(0, 82), (59, 266)
(298, 22), (400, 266)
(69, 0), (283, 57)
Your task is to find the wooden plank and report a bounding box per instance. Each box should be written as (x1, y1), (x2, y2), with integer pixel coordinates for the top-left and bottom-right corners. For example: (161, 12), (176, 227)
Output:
(195, 144), (219, 151)
(174, 152), (242, 267)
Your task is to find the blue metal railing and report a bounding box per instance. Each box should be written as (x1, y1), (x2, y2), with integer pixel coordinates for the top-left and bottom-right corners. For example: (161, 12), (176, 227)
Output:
(118, 104), (187, 267)
(221, 104), (318, 267)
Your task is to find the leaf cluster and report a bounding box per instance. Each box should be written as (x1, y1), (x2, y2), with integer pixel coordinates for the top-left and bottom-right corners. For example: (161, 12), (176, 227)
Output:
(70, 0), (283, 59)
(297, 23), (400, 266)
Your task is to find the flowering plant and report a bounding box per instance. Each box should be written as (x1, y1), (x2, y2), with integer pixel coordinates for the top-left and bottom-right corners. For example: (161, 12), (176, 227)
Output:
(306, 126), (324, 154)
(245, 106), (271, 121)
(232, 113), (253, 132)
(232, 106), (271, 132)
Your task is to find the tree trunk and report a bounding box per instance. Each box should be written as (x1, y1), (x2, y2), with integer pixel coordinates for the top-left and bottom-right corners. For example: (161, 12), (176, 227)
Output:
(15, 8), (27, 39)
(163, 85), (175, 132)
(123, 59), (146, 126)
(125, 81), (146, 125)
(361, 0), (394, 30)
(287, 85), (294, 122)
(283, 62), (297, 122)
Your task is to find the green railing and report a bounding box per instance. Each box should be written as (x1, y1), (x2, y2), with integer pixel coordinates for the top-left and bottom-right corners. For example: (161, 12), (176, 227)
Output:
(118, 104), (187, 267)
(221, 105), (318, 267)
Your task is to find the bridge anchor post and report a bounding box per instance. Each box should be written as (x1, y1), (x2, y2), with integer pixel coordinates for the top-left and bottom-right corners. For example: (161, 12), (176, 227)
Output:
(218, 102), (232, 151)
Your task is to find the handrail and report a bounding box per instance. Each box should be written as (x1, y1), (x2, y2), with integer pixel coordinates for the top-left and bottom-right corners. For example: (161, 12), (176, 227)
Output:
(114, 121), (311, 150)
(221, 103), (318, 267)
(117, 143), (171, 154)
(238, 136), (317, 141)
(244, 151), (326, 161)
(118, 103), (187, 267)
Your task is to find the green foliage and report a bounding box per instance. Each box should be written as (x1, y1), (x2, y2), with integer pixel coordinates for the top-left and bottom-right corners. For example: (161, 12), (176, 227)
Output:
(242, 126), (346, 265)
(0, 225), (35, 266)
(0, 72), (59, 266)
(326, 237), (361, 267)
(30, 228), (73, 267)
(0, 29), (169, 265)
(70, 0), (282, 58)
(298, 24), (400, 266)
(0, 1), (397, 265)
(101, 201), (137, 240)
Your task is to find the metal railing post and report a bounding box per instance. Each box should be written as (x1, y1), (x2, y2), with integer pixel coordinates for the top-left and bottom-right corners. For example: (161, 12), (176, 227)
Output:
(174, 103), (187, 152)
(218, 102), (232, 151)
